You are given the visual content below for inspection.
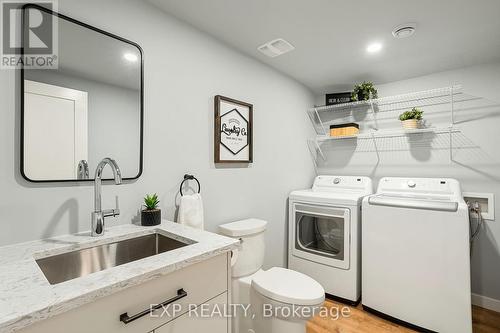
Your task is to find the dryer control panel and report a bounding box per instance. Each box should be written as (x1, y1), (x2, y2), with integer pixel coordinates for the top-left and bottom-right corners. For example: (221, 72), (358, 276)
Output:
(313, 176), (373, 194)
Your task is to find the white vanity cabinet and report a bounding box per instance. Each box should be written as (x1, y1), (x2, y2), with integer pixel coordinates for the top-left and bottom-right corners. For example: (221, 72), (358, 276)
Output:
(17, 253), (230, 333)
(153, 293), (228, 333)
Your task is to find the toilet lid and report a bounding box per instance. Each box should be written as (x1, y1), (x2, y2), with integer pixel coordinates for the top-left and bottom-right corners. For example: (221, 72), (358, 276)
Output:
(251, 267), (325, 306)
(219, 218), (267, 237)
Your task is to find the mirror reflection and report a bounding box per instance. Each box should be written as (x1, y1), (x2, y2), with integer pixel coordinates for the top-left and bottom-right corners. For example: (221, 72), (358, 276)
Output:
(22, 6), (143, 182)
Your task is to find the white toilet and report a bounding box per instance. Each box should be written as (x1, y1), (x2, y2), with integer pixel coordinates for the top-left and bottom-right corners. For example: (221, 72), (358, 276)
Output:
(219, 218), (325, 333)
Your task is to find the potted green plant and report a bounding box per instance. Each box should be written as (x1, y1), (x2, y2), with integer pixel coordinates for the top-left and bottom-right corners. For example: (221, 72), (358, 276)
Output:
(351, 81), (378, 101)
(399, 107), (424, 129)
(141, 194), (161, 226)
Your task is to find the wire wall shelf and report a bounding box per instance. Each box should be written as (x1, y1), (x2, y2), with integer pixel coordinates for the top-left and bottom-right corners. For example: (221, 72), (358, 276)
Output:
(306, 85), (494, 168)
(307, 85), (482, 136)
(316, 126), (459, 142)
(308, 127), (469, 161)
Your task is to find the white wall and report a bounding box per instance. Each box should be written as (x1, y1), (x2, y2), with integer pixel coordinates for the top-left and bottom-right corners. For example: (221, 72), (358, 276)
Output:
(0, 0), (315, 269)
(316, 61), (500, 301)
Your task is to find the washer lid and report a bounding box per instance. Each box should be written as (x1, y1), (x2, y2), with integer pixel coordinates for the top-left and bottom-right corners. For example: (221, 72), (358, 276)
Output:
(251, 267), (325, 305)
(218, 218), (267, 237)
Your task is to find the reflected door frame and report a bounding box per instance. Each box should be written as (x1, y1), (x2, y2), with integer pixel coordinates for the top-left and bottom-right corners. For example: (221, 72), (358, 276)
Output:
(23, 80), (88, 181)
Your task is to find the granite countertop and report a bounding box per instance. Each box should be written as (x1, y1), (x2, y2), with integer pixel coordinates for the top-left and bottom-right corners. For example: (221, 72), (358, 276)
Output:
(0, 221), (239, 333)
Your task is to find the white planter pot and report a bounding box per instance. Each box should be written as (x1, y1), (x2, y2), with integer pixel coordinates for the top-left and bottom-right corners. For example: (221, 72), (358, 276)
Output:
(401, 119), (419, 129)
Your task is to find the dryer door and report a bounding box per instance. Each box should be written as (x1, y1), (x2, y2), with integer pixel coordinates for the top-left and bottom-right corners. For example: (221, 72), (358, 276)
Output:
(292, 203), (350, 269)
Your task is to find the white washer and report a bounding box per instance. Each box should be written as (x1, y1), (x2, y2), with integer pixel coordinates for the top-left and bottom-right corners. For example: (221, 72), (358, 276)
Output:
(362, 177), (472, 333)
(288, 175), (373, 304)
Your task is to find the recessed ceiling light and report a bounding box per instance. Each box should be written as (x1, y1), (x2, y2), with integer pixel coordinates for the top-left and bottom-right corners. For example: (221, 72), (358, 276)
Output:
(257, 38), (295, 58)
(392, 23), (417, 39)
(123, 52), (138, 62)
(366, 42), (383, 54)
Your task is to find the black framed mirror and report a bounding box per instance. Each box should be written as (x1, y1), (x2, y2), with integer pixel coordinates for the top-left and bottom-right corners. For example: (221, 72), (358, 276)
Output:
(20, 4), (143, 182)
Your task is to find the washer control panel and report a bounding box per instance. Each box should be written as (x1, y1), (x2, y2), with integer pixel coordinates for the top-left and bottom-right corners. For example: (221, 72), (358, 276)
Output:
(377, 177), (463, 201)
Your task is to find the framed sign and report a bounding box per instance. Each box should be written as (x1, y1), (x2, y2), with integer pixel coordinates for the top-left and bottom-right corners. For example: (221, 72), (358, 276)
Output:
(325, 92), (352, 106)
(214, 95), (253, 163)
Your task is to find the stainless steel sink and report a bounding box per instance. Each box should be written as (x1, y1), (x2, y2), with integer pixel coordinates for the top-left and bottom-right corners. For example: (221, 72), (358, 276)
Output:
(36, 233), (192, 285)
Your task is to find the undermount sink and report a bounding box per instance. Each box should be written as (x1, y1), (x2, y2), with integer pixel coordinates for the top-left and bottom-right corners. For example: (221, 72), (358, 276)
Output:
(36, 233), (193, 285)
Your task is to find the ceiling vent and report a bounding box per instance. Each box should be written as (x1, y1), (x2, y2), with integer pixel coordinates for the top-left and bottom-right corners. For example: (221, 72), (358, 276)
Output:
(257, 38), (295, 58)
(392, 23), (417, 39)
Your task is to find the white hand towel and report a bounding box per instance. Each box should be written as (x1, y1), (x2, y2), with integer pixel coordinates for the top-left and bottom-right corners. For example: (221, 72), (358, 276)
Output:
(177, 193), (204, 230)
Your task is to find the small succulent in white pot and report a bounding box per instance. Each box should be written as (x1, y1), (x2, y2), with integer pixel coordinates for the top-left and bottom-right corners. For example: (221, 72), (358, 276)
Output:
(399, 108), (424, 129)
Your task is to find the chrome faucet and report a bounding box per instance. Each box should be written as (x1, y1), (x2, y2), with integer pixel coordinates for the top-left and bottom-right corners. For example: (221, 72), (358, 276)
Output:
(91, 158), (122, 237)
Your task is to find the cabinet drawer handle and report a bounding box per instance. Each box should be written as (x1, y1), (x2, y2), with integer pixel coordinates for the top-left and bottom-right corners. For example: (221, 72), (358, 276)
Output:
(119, 288), (188, 324)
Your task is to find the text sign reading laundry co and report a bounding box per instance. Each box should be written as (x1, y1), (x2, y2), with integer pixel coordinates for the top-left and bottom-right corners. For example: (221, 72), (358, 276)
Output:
(220, 108), (249, 155)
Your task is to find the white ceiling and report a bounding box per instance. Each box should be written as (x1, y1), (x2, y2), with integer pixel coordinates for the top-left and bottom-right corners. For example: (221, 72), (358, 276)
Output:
(148, 0), (500, 94)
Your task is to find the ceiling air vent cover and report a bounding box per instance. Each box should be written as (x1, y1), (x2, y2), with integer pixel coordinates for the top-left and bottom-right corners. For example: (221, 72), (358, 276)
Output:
(257, 38), (295, 58)
(392, 23), (417, 39)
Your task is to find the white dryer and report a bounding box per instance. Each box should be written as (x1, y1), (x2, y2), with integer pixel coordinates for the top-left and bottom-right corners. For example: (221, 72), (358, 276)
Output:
(362, 177), (472, 333)
(288, 175), (373, 304)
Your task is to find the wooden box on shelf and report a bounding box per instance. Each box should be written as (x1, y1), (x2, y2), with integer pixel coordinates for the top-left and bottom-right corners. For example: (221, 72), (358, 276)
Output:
(330, 123), (360, 137)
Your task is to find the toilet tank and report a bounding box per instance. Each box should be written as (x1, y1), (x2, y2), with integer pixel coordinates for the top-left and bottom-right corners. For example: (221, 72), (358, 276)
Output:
(219, 219), (268, 278)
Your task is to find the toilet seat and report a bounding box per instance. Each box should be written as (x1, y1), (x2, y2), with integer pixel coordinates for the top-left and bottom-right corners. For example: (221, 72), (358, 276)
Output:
(251, 267), (325, 306)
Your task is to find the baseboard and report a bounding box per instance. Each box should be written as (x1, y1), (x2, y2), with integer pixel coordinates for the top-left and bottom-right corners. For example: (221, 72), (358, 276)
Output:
(472, 293), (500, 313)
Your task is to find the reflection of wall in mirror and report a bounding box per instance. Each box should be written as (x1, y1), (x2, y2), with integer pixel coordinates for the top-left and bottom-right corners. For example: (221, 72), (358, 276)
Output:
(26, 70), (141, 179)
